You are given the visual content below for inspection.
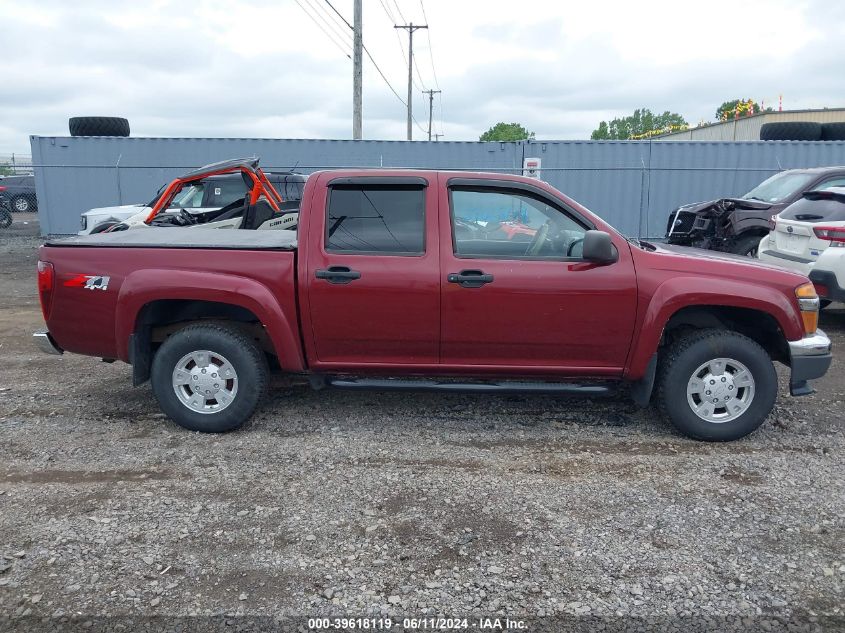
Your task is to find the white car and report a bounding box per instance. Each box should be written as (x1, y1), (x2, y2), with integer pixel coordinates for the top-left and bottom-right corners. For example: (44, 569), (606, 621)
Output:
(758, 187), (845, 305)
(79, 203), (148, 234)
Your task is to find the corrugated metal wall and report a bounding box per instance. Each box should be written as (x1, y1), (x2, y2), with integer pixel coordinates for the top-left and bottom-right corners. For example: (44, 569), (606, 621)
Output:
(31, 135), (845, 236)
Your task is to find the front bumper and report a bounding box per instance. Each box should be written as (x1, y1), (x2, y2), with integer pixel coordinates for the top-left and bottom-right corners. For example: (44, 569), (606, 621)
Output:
(788, 329), (832, 396)
(809, 268), (845, 303)
(33, 330), (63, 355)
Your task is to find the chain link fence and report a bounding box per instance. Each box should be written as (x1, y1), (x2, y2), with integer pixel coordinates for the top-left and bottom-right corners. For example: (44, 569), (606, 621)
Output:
(0, 154), (37, 215)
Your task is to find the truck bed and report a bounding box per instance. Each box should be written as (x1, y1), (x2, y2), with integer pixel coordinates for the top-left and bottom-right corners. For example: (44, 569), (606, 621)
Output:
(46, 227), (298, 251)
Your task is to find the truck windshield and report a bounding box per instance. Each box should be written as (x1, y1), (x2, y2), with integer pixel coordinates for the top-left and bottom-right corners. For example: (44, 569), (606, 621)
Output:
(742, 172), (815, 203)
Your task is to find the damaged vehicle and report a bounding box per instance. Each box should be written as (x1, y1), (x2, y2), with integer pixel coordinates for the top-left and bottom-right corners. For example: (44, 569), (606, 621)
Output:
(666, 166), (845, 256)
(98, 158), (306, 233)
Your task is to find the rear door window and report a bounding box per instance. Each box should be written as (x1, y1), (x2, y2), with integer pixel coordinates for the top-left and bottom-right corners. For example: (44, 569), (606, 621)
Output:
(326, 185), (425, 255)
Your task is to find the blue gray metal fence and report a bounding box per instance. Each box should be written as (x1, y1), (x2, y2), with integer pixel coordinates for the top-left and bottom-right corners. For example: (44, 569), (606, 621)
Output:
(30, 135), (845, 235)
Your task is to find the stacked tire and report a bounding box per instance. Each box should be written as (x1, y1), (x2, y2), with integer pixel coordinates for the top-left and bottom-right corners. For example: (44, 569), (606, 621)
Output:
(69, 117), (130, 137)
(821, 122), (845, 141)
(760, 121), (845, 141)
(759, 122), (822, 141)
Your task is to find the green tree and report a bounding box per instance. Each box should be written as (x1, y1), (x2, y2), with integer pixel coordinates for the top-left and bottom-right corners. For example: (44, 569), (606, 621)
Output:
(716, 99), (772, 121)
(479, 122), (535, 142)
(590, 108), (687, 140)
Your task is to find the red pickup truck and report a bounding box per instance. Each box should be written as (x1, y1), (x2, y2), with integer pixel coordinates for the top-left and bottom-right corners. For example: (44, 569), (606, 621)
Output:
(34, 170), (832, 441)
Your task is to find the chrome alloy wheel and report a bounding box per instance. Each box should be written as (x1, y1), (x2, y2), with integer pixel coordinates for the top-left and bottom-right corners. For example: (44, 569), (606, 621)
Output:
(686, 357), (755, 423)
(172, 350), (238, 414)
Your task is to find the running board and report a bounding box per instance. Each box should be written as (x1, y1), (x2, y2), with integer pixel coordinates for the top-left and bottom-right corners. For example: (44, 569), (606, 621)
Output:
(311, 376), (615, 396)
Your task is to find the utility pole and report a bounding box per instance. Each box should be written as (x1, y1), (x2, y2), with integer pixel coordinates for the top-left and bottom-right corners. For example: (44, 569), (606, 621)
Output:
(394, 22), (427, 140)
(422, 89), (441, 141)
(352, 0), (362, 139)
(433, 133), (444, 141)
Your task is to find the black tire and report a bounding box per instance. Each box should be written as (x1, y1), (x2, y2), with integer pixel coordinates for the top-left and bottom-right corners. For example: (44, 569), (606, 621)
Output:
(0, 211), (11, 229)
(759, 122), (822, 141)
(150, 323), (267, 433)
(727, 233), (763, 257)
(821, 122), (845, 141)
(656, 329), (777, 441)
(11, 195), (33, 213)
(69, 116), (130, 137)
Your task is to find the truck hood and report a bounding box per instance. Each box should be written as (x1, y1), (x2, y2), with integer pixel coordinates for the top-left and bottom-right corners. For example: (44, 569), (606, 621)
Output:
(674, 197), (774, 214)
(648, 241), (806, 278)
(82, 204), (148, 217)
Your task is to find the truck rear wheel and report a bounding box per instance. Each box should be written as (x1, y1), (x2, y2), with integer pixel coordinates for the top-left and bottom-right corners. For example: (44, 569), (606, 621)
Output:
(656, 329), (777, 441)
(150, 324), (267, 432)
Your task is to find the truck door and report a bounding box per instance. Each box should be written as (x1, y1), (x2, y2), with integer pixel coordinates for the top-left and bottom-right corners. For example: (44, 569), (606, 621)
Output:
(438, 176), (637, 374)
(303, 174), (440, 368)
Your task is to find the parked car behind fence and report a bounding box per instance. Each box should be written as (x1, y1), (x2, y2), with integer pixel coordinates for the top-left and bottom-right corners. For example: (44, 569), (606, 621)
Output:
(0, 174), (37, 213)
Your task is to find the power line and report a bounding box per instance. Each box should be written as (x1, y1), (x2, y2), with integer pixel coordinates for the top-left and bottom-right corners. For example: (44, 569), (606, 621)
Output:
(377, 0), (396, 22)
(418, 0), (441, 90)
(437, 91), (445, 137)
(377, 0), (423, 91)
(304, 0), (352, 46)
(362, 45), (426, 136)
(323, 0), (353, 29)
(300, 0), (426, 137)
(391, 0), (407, 23)
(293, 0), (351, 58)
(395, 23), (428, 140)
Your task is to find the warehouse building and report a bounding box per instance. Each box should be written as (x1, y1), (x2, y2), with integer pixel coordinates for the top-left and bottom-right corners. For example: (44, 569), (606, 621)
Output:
(655, 108), (845, 141)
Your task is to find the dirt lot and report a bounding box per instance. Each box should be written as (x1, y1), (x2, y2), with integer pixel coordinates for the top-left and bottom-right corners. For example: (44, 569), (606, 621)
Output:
(0, 214), (843, 631)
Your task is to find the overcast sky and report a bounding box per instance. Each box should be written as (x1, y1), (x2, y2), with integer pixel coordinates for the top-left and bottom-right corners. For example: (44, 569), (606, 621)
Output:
(1, 0), (842, 153)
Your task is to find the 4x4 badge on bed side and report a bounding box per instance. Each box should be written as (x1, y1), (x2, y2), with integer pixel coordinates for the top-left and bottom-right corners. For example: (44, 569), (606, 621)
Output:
(64, 274), (110, 291)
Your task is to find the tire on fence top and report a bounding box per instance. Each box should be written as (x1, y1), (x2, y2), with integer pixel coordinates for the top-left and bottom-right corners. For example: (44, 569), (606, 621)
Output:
(69, 117), (130, 137)
(759, 122), (822, 141)
(821, 122), (845, 141)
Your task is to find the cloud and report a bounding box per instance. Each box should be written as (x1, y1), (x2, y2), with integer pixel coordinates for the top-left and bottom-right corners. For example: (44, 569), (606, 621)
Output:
(0, 0), (841, 152)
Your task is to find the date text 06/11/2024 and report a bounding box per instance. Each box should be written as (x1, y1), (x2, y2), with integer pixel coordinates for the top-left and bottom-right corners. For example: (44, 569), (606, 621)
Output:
(307, 617), (528, 630)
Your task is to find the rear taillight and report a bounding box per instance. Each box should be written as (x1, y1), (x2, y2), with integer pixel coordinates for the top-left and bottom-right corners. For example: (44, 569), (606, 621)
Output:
(0, 186), (6, 192)
(812, 226), (845, 243)
(37, 260), (54, 321)
(769, 214), (778, 230)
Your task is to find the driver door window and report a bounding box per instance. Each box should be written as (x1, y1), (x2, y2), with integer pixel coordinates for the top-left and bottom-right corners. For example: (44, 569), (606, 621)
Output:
(451, 189), (587, 259)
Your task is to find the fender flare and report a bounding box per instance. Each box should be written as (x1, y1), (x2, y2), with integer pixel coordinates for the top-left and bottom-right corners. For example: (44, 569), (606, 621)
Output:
(626, 276), (803, 379)
(114, 269), (305, 371)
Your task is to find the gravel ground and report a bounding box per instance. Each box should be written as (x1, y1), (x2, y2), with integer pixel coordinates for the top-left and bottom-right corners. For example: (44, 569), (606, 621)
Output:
(0, 214), (843, 632)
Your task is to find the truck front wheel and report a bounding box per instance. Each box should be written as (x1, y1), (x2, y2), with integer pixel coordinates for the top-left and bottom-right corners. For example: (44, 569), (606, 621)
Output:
(656, 329), (777, 441)
(150, 324), (268, 432)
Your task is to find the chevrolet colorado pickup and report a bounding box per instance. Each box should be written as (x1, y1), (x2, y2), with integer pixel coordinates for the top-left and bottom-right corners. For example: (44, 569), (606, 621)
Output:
(34, 170), (833, 441)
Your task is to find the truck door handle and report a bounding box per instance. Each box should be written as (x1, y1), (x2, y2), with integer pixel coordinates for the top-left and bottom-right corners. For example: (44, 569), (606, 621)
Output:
(315, 266), (361, 284)
(447, 269), (494, 288)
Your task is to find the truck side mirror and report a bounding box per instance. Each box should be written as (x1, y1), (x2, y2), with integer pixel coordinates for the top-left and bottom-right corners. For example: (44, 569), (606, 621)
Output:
(582, 230), (617, 264)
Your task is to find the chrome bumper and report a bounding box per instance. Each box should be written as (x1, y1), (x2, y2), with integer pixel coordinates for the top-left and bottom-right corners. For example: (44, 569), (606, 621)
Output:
(789, 329), (831, 357)
(788, 329), (832, 396)
(33, 330), (63, 355)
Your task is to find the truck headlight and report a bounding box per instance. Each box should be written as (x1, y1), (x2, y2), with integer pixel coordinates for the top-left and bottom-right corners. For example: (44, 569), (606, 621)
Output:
(795, 282), (819, 335)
